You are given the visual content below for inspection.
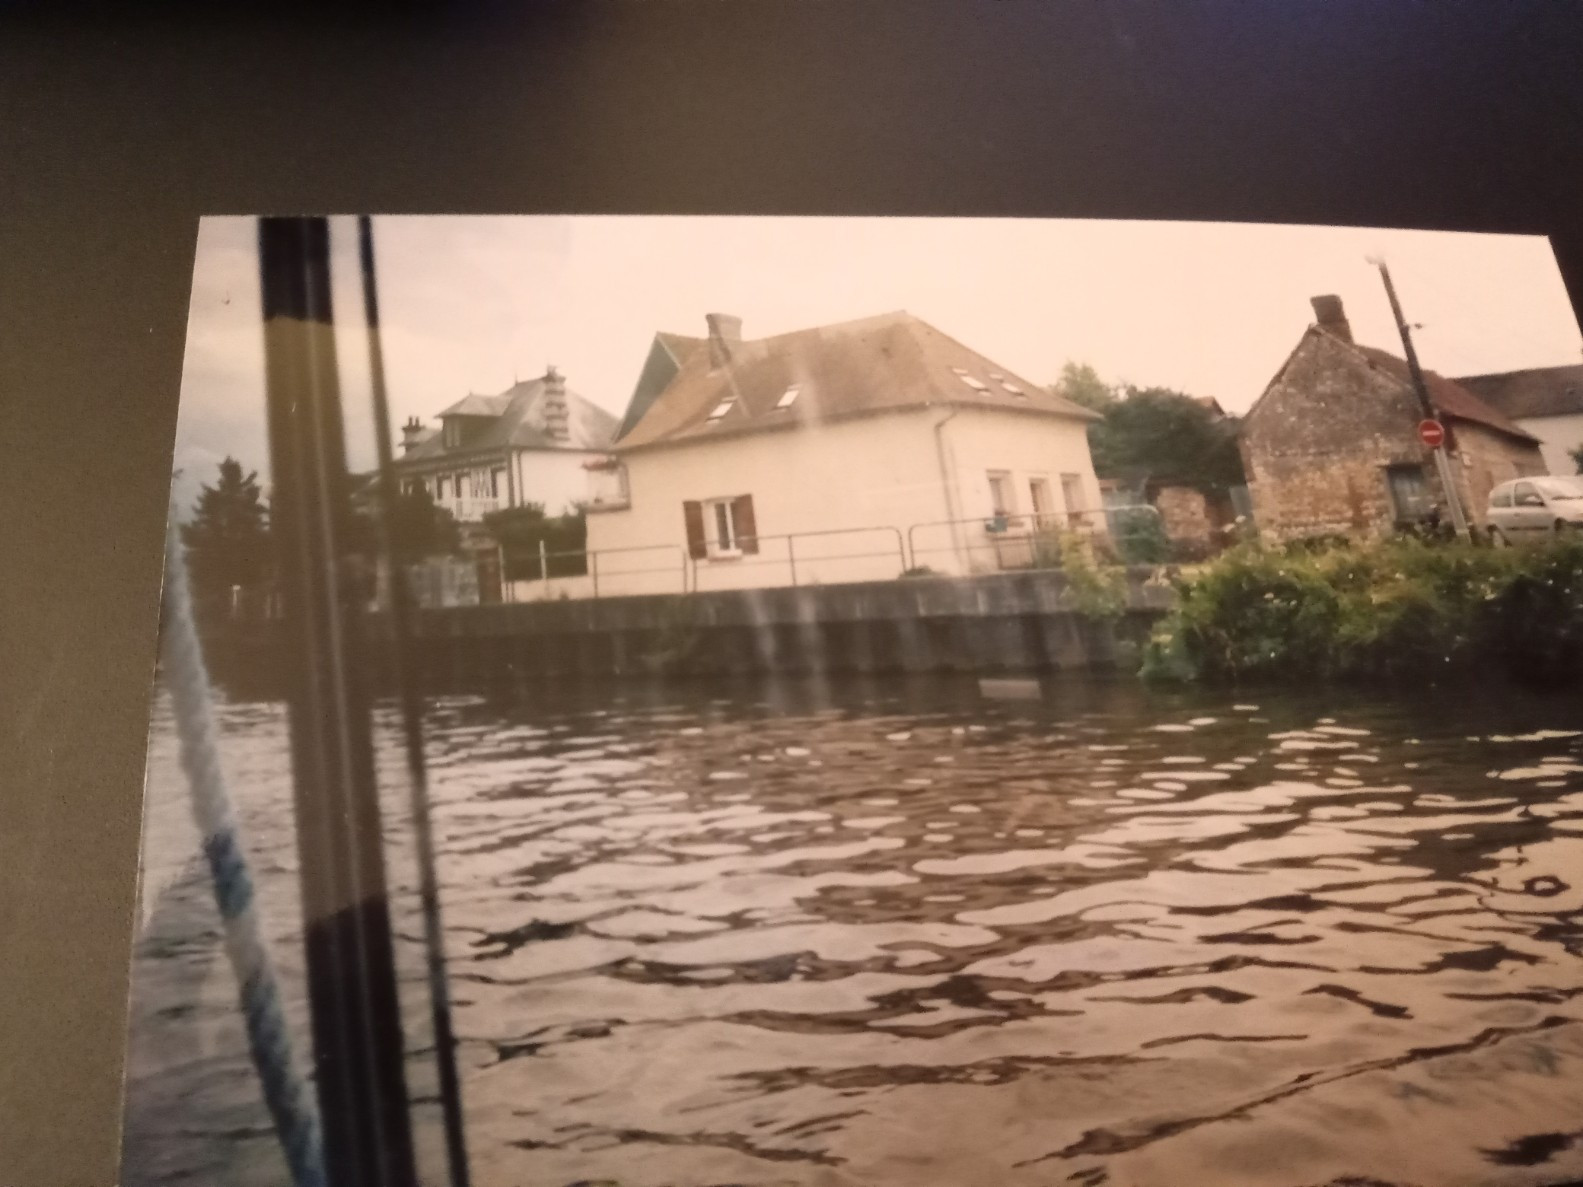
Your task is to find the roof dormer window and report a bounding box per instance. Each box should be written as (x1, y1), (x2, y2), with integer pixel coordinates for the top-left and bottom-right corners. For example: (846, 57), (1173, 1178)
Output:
(952, 367), (989, 393)
(776, 385), (801, 409)
(707, 399), (735, 421)
(443, 419), (461, 448)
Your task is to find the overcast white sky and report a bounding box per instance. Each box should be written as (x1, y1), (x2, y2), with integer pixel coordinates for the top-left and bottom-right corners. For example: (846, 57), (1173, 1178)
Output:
(172, 214), (1581, 510)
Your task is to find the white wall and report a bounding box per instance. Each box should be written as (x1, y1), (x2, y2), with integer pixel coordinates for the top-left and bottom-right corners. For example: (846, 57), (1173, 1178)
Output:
(584, 406), (1100, 594)
(587, 410), (953, 594)
(1516, 414), (1583, 476)
(932, 407), (1102, 575)
(513, 449), (600, 516)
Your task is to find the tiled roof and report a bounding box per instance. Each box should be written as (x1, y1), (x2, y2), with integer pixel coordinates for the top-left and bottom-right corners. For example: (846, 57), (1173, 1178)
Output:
(1452, 364), (1583, 421)
(616, 311), (1097, 452)
(398, 373), (619, 466)
(1352, 344), (1539, 443)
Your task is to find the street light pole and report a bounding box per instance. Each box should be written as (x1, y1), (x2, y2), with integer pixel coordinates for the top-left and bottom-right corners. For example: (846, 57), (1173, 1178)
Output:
(1371, 258), (1472, 542)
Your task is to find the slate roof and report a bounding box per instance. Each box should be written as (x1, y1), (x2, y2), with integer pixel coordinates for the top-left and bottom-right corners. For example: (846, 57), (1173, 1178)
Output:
(1451, 364), (1583, 421)
(616, 311), (1097, 452)
(398, 373), (619, 466)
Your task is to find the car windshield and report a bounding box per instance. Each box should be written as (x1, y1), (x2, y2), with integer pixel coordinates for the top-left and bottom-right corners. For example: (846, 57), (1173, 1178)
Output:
(1535, 477), (1583, 500)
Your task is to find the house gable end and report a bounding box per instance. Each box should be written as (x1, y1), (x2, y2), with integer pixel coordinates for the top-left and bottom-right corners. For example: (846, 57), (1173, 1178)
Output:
(1242, 329), (1420, 459)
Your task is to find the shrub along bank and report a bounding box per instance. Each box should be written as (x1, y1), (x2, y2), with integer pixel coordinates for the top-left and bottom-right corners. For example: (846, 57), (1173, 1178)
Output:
(1142, 537), (1583, 688)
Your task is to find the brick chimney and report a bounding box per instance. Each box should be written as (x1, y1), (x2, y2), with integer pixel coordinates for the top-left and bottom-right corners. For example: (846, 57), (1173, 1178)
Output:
(542, 365), (570, 444)
(705, 313), (742, 369)
(1311, 294), (1353, 344)
(400, 416), (424, 452)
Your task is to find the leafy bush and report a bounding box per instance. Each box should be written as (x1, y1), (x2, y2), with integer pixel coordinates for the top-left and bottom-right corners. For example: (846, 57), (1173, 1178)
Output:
(483, 503), (587, 581)
(1477, 541), (1583, 688)
(1056, 531), (1127, 619)
(1142, 536), (1583, 688)
(1110, 507), (1171, 565)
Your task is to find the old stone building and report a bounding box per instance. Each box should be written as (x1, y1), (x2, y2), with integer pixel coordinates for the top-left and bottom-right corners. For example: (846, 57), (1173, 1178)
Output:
(1240, 295), (1546, 541)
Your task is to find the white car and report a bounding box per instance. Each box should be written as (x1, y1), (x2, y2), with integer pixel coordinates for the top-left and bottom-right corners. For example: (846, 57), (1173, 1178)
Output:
(1486, 476), (1583, 545)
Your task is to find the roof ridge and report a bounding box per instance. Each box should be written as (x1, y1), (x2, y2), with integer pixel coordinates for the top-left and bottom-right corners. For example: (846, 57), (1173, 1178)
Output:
(723, 309), (913, 349)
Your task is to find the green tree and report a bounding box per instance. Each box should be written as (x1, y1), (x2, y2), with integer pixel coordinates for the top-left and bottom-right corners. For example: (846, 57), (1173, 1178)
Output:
(483, 503), (588, 580)
(179, 457), (271, 619)
(1087, 385), (1245, 495)
(1050, 361), (1118, 413)
(349, 484), (462, 560)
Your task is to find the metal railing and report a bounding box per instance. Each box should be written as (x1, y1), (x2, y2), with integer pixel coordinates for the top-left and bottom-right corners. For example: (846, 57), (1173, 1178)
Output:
(688, 524), (909, 591)
(481, 504), (1193, 603)
(905, 508), (1123, 574)
(505, 541), (691, 599)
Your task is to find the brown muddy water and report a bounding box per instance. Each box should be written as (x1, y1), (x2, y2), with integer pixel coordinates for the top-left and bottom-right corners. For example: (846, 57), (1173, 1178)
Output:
(123, 674), (1583, 1187)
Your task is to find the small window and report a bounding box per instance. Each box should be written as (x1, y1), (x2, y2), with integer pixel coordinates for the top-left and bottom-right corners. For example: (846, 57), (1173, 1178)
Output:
(707, 399), (735, 421)
(684, 496), (758, 560)
(959, 374), (989, 392)
(776, 385), (801, 409)
(1001, 380), (1025, 396)
(1029, 477), (1053, 524)
(987, 471), (1014, 517)
(711, 500), (737, 553)
(1513, 479), (1544, 507)
(1061, 473), (1086, 525)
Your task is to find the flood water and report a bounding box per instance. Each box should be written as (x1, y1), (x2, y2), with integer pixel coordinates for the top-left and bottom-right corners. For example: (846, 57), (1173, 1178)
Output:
(124, 674), (1583, 1187)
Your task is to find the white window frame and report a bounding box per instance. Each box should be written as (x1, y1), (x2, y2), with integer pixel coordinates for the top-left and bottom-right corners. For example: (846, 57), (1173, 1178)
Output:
(705, 496), (741, 558)
(1060, 473), (1086, 520)
(987, 470), (1015, 518)
(1028, 476), (1054, 526)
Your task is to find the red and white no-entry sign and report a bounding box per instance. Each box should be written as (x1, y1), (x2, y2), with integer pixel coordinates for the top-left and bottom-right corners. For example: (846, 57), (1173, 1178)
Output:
(1418, 419), (1446, 449)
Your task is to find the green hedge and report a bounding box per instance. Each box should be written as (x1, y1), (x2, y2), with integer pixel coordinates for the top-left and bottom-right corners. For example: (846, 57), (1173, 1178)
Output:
(1142, 536), (1583, 687)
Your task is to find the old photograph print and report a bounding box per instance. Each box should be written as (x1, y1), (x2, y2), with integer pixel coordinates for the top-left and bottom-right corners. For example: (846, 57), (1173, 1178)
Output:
(125, 214), (1583, 1187)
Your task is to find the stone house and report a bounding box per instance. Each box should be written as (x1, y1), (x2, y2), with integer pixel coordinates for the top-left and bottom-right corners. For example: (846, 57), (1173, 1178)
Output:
(577, 310), (1103, 596)
(1240, 295), (1545, 540)
(1454, 364), (1583, 477)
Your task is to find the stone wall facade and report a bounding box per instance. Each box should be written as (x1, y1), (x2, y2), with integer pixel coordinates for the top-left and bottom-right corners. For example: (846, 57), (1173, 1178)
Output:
(1153, 484), (1214, 544)
(1241, 328), (1544, 540)
(1446, 420), (1549, 522)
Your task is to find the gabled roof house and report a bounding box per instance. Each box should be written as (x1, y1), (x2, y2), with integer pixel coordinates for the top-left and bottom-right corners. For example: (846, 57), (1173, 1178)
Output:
(393, 366), (618, 522)
(581, 310), (1103, 593)
(1240, 295), (1545, 540)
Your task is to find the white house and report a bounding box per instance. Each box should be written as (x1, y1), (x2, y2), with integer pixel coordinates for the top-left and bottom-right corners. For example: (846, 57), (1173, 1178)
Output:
(571, 310), (1102, 597)
(1455, 364), (1583, 477)
(393, 366), (619, 521)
